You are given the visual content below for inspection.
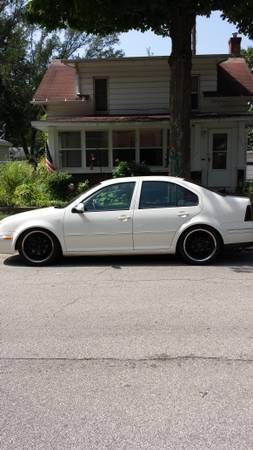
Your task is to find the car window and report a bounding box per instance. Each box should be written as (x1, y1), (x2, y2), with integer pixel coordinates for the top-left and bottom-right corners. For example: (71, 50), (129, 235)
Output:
(139, 181), (198, 209)
(84, 182), (135, 211)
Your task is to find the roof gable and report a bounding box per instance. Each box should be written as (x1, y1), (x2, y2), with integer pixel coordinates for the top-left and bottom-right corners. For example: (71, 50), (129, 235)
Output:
(32, 61), (78, 102)
(218, 58), (253, 96)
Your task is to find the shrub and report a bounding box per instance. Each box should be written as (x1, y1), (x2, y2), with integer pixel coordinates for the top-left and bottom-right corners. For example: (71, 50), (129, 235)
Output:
(0, 160), (90, 207)
(244, 182), (253, 203)
(112, 160), (150, 178)
(0, 161), (35, 206)
(45, 171), (73, 200)
(13, 183), (49, 207)
(76, 180), (90, 195)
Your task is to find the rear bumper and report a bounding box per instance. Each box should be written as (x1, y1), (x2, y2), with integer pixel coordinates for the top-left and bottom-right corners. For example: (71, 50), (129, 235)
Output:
(222, 225), (253, 245)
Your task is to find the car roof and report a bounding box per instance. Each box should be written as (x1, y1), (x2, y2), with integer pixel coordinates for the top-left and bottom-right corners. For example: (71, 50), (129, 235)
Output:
(100, 176), (185, 185)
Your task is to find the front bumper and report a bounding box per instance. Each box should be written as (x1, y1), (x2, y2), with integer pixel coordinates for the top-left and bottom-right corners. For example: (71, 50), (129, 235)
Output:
(0, 234), (15, 254)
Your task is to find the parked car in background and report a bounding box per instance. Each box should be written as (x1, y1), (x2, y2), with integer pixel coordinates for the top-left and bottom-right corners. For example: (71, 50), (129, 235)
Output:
(0, 176), (253, 265)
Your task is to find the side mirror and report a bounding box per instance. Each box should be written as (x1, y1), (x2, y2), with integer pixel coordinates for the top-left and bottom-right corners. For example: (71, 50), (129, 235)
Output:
(72, 203), (85, 214)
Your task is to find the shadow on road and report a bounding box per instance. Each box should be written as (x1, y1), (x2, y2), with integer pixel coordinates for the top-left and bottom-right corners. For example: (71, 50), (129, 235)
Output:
(3, 248), (253, 272)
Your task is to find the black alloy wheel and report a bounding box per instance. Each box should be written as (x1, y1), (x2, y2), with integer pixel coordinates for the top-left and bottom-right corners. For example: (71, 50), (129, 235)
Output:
(18, 229), (60, 265)
(178, 227), (221, 264)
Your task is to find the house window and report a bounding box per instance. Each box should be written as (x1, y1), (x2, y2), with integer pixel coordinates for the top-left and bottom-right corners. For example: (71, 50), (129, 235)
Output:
(140, 129), (163, 166)
(112, 130), (136, 165)
(59, 131), (82, 168)
(212, 133), (227, 169)
(86, 131), (109, 167)
(94, 78), (108, 113)
(191, 76), (199, 110)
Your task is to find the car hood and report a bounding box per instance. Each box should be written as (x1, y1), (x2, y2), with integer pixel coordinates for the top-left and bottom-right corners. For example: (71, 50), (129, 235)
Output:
(0, 207), (65, 231)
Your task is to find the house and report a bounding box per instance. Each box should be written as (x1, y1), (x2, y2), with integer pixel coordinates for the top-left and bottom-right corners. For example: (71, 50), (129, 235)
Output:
(32, 34), (253, 192)
(247, 151), (253, 180)
(0, 139), (11, 162)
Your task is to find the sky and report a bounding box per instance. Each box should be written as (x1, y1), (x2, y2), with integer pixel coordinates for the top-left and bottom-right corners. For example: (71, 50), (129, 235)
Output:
(119, 11), (253, 57)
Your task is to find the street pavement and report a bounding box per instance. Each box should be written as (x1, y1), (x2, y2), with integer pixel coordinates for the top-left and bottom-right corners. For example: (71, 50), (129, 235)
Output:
(1, 250), (253, 449)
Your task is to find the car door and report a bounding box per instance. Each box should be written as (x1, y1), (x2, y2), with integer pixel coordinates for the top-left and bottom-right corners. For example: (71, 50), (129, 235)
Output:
(63, 181), (136, 253)
(133, 180), (201, 251)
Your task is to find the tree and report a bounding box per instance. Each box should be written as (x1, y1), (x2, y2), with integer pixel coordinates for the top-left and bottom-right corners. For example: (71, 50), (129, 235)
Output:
(26, 0), (253, 177)
(0, 0), (124, 160)
(242, 47), (253, 70)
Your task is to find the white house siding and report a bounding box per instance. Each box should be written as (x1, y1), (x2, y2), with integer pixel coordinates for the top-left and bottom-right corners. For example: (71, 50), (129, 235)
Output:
(73, 56), (224, 116)
(47, 102), (91, 117)
(201, 96), (251, 114)
(247, 151), (253, 180)
(78, 58), (170, 114)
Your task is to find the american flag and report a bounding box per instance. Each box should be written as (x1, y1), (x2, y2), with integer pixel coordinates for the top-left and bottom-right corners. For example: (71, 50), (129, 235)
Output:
(45, 143), (56, 172)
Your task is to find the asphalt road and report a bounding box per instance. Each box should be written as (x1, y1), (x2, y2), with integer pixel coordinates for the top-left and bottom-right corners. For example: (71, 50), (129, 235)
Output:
(1, 249), (253, 449)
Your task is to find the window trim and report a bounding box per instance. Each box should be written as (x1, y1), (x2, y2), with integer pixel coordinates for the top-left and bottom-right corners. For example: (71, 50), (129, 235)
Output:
(58, 131), (82, 169)
(112, 129), (136, 166)
(85, 130), (109, 168)
(139, 128), (164, 167)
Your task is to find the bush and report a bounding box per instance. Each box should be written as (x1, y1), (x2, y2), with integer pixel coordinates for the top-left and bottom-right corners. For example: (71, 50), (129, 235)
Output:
(0, 161), (34, 206)
(76, 180), (89, 195)
(45, 171), (73, 200)
(112, 160), (150, 178)
(13, 183), (49, 207)
(0, 160), (89, 207)
(244, 182), (253, 203)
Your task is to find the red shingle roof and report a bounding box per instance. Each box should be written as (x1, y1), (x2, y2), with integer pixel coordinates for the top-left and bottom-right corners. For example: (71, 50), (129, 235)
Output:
(218, 58), (253, 96)
(32, 60), (78, 102)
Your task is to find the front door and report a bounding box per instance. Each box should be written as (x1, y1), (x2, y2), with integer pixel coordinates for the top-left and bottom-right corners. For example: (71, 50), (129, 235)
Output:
(63, 181), (136, 253)
(207, 130), (232, 188)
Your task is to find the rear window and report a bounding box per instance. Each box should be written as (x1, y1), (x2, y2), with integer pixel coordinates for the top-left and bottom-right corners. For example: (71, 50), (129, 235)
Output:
(139, 181), (199, 209)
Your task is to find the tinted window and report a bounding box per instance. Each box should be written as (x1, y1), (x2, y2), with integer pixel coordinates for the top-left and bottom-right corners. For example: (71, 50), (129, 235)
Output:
(139, 181), (198, 209)
(84, 182), (135, 211)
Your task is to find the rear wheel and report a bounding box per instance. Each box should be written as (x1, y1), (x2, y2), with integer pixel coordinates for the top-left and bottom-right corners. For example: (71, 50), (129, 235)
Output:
(178, 227), (221, 264)
(18, 229), (61, 265)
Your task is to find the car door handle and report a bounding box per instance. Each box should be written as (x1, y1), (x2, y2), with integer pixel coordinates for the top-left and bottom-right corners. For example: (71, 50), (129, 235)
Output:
(118, 215), (131, 222)
(177, 212), (189, 218)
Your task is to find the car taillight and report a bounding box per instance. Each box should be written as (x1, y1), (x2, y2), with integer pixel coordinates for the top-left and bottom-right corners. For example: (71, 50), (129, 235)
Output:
(245, 204), (253, 221)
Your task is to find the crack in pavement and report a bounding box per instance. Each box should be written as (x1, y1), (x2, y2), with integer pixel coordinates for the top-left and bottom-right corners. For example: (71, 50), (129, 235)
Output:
(0, 355), (253, 363)
(52, 297), (81, 317)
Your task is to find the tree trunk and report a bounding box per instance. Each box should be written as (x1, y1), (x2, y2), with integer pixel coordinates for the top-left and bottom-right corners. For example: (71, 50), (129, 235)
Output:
(169, 11), (195, 178)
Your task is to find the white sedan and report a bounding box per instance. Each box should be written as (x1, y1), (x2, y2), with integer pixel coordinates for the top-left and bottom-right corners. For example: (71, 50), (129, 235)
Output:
(0, 176), (253, 265)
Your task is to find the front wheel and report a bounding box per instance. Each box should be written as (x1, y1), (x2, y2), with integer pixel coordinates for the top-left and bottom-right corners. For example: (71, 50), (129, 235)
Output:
(18, 229), (61, 265)
(178, 227), (222, 264)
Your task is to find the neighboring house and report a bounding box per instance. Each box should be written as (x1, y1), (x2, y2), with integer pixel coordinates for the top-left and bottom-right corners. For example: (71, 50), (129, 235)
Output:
(32, 34), (253, 192)
(0, 139), (11, 162)
(247, 151), (253, 180)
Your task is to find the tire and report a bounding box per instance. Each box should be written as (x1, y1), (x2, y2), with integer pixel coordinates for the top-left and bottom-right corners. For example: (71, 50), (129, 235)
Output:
(17, 229), (61, 266)
(177, 227), (222, 264)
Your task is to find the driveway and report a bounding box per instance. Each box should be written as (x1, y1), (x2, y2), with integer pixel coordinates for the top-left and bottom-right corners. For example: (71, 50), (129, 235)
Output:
(1, 250), (253, 449)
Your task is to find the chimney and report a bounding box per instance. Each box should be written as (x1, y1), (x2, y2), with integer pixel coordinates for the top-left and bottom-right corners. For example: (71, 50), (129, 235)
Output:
(229, 33), (242, 57)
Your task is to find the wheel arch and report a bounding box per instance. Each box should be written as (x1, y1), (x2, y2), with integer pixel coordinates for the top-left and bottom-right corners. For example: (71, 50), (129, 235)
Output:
(15, 226), (62, 254)
(175, 223), (224, 254)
